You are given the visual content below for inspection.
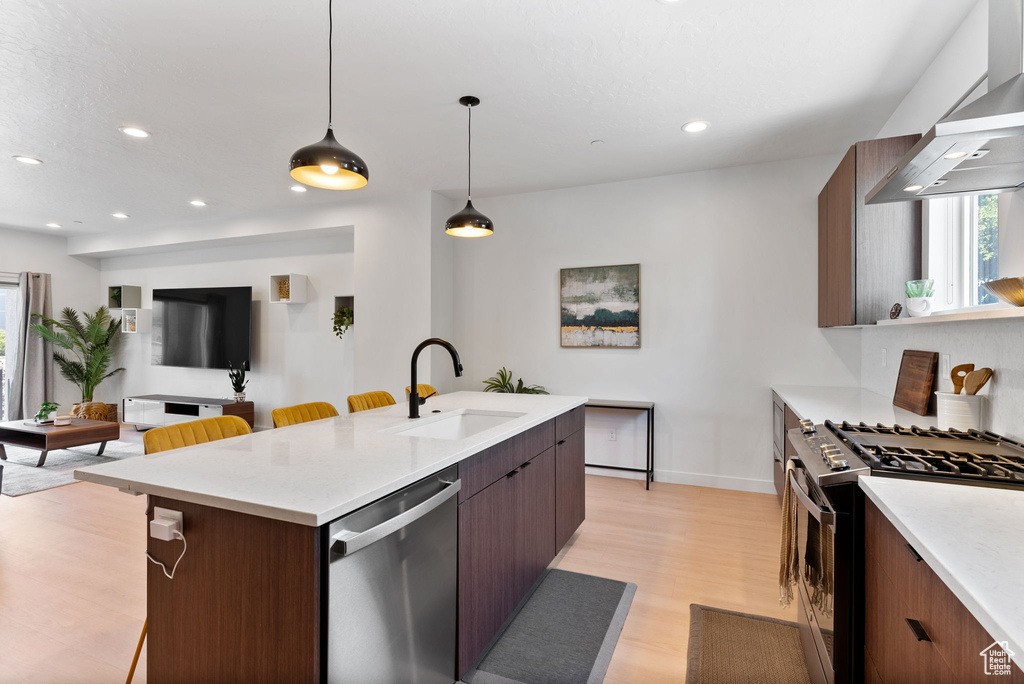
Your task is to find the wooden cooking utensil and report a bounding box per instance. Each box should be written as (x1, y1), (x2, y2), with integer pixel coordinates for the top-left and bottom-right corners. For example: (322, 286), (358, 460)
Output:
(951, 363), (975, 395)
(893, 350), (939, 416)
(963, 368), (994, 396)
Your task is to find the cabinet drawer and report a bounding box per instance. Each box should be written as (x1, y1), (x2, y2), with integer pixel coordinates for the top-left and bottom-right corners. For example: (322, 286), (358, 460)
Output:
(459, 420), (556, 503)
(865, 500), (1024, 683)
(555, 406), (584, 442)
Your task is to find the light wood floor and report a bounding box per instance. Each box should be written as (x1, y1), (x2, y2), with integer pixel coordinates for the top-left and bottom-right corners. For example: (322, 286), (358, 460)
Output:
(0, 474), (785, 683)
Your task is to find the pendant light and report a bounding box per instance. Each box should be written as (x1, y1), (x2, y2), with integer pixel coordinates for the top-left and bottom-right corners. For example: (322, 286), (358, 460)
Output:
(289, 0), (368, 190)
(445, 96), (493, 237)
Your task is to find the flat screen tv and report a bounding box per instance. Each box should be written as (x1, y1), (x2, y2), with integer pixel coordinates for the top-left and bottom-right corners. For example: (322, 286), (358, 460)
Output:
(151, 286), (252, 370)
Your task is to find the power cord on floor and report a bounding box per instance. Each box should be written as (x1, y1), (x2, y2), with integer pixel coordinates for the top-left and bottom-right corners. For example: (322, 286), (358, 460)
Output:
(145, 530), (187, 579)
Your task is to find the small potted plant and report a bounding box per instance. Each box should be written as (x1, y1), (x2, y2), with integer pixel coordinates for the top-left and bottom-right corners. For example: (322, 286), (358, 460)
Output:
(482, 367), (549, 394)
(228, 363), (248, 402)
(905, 279), (935, 318)
(332, 306), (353, 340)
(34, 401), (60, 425)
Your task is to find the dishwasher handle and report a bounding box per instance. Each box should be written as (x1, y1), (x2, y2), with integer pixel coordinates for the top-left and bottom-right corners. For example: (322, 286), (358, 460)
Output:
(331, 478), (462, 557)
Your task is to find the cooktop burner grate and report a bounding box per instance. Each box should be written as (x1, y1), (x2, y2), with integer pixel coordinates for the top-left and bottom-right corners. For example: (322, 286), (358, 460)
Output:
(823, 420), (1024, 487)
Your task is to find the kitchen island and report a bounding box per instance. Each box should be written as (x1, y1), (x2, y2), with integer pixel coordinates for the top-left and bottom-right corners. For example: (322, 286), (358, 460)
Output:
(75, 391), (587, 683)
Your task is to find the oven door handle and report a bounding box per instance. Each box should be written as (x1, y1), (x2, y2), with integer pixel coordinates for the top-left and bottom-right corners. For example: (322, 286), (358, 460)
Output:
(788, 468), (836, 527)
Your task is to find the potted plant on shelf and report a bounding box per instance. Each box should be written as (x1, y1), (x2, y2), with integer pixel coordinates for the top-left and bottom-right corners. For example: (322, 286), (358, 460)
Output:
(33, 401), (60, 425)
(30, 307), (124, 414)
(482, 367), (549, 394)
(228, 363), (248, 402)
(332, 306), (353, 340)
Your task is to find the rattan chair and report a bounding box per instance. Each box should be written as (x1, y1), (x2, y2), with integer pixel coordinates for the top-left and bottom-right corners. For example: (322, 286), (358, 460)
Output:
(271, 401), (340, 428)
(347, 391), (397, 414)
(143, 415), (252, 454)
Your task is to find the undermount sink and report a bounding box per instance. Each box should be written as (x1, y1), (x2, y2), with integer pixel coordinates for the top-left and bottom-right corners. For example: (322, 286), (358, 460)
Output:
(385, 409), (525, 440)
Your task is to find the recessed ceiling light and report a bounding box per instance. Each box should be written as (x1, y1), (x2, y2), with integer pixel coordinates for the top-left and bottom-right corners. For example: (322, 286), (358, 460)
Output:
(682, 120), (710, 133)
(189, 199), (207, 207)
(45, 223), (62, 228)
(112, 212), (129, 219)
(943, 151), (969, 160)
(119, 126), (150, 138)
(13, 156), (43, 164)
(290, 185), (307, 192)
(590, 139), (605, 146)
(904, 185), (924, 192)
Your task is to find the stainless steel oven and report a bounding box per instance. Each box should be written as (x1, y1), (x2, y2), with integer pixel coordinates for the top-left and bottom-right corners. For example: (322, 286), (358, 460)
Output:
(788, 425), (867, 684)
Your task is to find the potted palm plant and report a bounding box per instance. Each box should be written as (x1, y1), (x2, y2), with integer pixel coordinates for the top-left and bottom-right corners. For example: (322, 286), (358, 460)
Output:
(30, 307), (125, 410)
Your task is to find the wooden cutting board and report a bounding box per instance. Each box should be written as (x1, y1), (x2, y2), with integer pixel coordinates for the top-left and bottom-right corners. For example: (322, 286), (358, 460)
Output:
(893, 350), (939, 416)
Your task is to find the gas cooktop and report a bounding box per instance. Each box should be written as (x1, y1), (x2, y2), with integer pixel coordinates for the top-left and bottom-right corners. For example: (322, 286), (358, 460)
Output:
(826, 420), (1024, 489)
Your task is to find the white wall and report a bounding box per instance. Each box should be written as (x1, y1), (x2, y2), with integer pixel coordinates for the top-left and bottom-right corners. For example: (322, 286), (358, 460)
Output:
(451, 156), (860, 492)
(99, 234), (355, 429)
(0, 227), (101, 411)
(876, 0), (987, 138)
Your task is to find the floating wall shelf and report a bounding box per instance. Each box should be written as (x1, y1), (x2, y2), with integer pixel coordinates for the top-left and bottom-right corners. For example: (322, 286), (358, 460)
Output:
(875, 305), (1024, 328)
(107, 285), (142, 310)
(270, 274), (308, 304)
(120, 308), (151, 334)
(334, 296), (354, 323)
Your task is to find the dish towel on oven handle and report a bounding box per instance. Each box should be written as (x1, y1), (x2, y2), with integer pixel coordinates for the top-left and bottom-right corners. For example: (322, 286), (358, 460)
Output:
(779, 459), (799, 608)
(804, 512), (835, 618)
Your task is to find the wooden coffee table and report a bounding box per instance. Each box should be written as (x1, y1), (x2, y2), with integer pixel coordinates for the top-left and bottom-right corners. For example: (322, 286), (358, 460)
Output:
(0, 418), (121, 467)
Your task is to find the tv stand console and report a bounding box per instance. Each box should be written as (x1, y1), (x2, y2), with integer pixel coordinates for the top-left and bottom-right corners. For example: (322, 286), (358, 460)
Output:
(123, 395), (255, 430)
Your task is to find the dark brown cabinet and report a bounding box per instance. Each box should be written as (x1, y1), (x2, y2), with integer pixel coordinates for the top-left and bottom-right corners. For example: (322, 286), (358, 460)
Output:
(514, 446), (557, 602)
(458, 470), (516, 676)
(555, 429), (586, 549)
(865, 499), (1024, 683)
(771, 391), (800, 506)
(818, 135), (922, 327)
(457, 407), (585, 677)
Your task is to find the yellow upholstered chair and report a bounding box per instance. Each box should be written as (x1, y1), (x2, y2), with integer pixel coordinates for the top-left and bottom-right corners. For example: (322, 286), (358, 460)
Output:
(272, 401), (340, 428)
(405, 384), (439, 400)
(347, 391), (397, 414)
(143, 415), (252, 455)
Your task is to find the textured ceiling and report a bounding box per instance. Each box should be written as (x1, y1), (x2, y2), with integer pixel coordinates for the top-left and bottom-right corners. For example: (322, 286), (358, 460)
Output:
(0, 0), (977, 236)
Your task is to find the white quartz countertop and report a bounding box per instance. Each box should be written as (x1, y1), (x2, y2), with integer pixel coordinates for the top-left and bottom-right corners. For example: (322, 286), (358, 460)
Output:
(772, 385), (936, 426)
(75, 392), (586, 526)
(860, 477), (1024, 666)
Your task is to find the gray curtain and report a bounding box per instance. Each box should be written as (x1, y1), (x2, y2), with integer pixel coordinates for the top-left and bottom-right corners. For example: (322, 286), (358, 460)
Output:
(8, 273), (53, 420)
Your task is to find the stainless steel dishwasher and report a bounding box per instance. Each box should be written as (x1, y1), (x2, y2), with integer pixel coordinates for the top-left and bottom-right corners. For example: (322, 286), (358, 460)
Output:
(326, 465), (460, 684)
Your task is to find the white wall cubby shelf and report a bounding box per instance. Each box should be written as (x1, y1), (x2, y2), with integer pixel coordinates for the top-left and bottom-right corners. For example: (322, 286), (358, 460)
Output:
(270, 274), (308, 304)
(107, 285), (142, 310)
(120, 308), (151, 334)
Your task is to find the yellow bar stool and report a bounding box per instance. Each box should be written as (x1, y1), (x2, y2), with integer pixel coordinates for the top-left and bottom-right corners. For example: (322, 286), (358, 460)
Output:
(347, 391), (396, 413)
(143, 415), (252, 454)
(404, 384), (438, 400)
(271, 402), (340, 428)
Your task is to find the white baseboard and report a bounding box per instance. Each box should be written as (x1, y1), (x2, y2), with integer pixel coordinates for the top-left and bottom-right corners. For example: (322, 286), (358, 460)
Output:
(586, 466), (775, 495)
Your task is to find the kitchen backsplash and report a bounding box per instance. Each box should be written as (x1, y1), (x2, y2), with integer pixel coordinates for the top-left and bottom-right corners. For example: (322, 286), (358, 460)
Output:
(860, 318), (1024, 440)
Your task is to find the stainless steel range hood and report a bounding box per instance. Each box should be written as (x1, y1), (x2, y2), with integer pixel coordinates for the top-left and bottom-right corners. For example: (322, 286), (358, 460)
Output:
(867, 0), (1024, 204)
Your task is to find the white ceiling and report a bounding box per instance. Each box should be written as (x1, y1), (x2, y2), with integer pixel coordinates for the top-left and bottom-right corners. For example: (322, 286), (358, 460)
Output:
(1, 0), (977, 237)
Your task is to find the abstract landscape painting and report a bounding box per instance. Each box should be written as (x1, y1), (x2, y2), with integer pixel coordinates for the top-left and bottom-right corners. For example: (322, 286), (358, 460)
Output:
(560, 264), (640, 348)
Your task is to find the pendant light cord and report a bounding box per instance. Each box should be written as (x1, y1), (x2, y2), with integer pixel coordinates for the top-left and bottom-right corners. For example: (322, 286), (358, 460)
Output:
(467, 104), (472, 200)
(328, 0), (333, 127)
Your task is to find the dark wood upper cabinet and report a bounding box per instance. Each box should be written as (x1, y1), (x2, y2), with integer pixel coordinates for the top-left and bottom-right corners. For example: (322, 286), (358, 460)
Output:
(818, 135), (922, 327)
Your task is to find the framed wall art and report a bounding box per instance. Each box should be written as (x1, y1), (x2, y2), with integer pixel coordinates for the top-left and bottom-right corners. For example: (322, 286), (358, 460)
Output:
(560, 264), (640, 348)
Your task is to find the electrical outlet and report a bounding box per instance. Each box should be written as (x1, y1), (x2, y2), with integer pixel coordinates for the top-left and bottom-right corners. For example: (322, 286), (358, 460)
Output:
(150, 507), (183, 541)
(940, 354), (951, 377)
(881, 348), (887, 368)
(608, 429), (617, 442)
